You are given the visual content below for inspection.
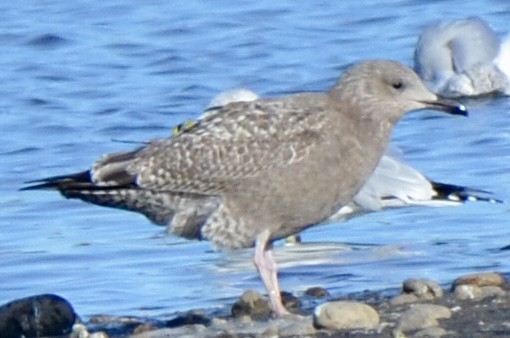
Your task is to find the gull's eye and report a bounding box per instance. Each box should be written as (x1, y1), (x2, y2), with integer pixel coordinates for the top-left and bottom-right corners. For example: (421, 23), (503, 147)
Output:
(392, 81), (404, 90)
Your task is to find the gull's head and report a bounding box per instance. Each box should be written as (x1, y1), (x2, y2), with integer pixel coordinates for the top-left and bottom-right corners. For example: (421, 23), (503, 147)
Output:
(331, 60), (468, 122)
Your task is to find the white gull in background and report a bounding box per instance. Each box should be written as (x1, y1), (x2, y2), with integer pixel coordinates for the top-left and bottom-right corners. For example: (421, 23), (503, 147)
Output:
(414, 17), (510, 98)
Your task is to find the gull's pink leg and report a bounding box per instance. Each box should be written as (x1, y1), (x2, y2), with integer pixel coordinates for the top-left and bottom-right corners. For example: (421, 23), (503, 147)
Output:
(253, 229), (290, 316)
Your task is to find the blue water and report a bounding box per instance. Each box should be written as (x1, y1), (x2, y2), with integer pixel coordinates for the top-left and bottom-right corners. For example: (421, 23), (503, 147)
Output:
(2, 0), (510, 320)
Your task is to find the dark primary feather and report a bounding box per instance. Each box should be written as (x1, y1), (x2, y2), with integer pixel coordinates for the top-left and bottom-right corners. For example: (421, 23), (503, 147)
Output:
(21, 171), (95, 192)
(430, 181), (501, 203)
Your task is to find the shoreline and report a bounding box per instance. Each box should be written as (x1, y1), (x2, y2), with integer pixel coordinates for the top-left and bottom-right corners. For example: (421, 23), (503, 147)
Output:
(4, 271), (508, 338)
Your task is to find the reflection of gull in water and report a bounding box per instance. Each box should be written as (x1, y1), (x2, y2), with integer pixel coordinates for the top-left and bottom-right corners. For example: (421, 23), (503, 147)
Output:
(214, 241), (412, 273)
(414, 17), (510, 98)
(194, 89), (498, 225)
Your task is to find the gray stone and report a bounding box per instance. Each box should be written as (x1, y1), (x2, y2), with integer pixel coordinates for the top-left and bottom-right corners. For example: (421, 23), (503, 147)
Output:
(313, 301), (380, 330)
(260, 324), (279, 338)
(412, 326), (448, 338)
(397, 304), (451, 332)
(131, 325), (206, 338)
(391, 293), (420, 306)
(403, 279), (444, 299)
(279, 315), (317, 336)
(454, 284), (506, 300)
(454, 284), (482, 300)
(480, 285), (507, 298)
(392, 279), (443, 305)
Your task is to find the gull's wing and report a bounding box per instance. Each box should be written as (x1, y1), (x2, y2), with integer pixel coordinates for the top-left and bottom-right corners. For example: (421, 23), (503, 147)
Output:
(91, 98), (328, 194)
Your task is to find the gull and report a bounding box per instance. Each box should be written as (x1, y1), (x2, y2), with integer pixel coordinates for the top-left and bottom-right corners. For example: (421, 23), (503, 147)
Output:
(414, 17), (510, 98)
(22, 60), (467, 315)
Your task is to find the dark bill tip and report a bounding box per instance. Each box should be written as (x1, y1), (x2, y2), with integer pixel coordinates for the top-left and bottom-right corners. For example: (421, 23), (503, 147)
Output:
(421, 99), (468, 117)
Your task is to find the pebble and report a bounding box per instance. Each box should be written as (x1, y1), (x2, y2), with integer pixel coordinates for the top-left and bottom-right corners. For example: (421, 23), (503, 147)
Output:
(71, 324), (109, 338)
(412, 326), (448, 338)
(391, 279), (443, 305)
(396, 304), (451, 332)
(452, 272), (506, 289)
(278, 315), (317, 336)
(231, 289), (272, 318)
(452, 272), (507, 301)
(281, 291), (301, 312)
(165, 311), (211, 327)
(454, 284), (506, 300)
(305, 286), (330, 297)
(131, 326), (205, 338)
(403, 279), (444, 299)
(313, 301), (380, 330)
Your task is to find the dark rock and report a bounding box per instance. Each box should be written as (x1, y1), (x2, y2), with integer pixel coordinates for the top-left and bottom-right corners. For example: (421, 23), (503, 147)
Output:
(165, 311), (211, 328)
(231, 290), (272, 318)
(304, 286), (330, 297)
(281, 291), (301, 312)
(0, 294), (76, 338)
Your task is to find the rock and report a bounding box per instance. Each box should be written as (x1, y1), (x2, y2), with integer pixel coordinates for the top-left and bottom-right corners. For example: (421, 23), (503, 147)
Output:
(70, 324), (89, 338)
(281, 291), (301, 312)
(480, 285), (507, 298)
(313, 301), (380, 330)
(391, 279), (443, 305)
(278, 315), (316, 336)
(452, 272), (506, 289)
(0, 294), (77, 338)
(391, 293), (420, 306)
(305, 287), (330, 297)
(403, 279), (444, 299)
(90, 333), (109, 338)
(71, 323), (110, 338)
(165, 311), (211, 328)
(89, 314), (146, 325)
(452, 272), (507, 302)
(454, 284), (506, 301)
(260, 324), (279, 338)
(133, 323), (158, 335)
(131, 326), (206, 338)
(231, 290), (272, 318)
(454, 284), (483, 300)
(412, 326), (448, 337)
(397, 304), (451, 332)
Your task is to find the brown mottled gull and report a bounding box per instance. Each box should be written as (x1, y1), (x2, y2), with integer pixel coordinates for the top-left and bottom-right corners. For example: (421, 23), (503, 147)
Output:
(22, 60), (467, 316)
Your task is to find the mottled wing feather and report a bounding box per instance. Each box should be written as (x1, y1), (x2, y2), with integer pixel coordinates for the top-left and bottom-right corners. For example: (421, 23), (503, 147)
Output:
(128, 99), (327, 193)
